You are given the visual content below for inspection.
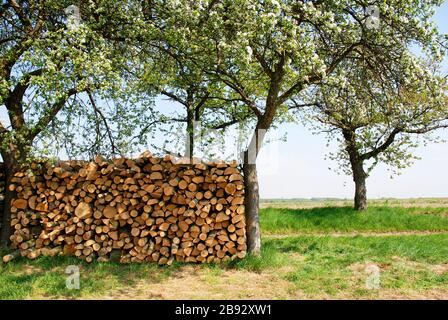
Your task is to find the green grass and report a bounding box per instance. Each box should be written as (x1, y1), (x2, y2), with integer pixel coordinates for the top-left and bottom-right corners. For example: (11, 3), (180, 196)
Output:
(260, 206), (448, 234)
(266, 234), (448, 264)
(231, 234), (448, 271)
(0, 253), (175, 299)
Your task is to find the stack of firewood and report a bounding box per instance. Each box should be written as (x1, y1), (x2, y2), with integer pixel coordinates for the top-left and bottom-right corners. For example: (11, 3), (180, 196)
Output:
(2, 153), (246, 264)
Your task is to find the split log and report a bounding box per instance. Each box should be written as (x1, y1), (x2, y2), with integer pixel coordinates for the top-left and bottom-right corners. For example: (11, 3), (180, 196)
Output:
(2, 250), (21, 263)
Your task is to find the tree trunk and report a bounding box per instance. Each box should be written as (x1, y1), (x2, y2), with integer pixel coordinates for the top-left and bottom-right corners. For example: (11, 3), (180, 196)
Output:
(186, 108), (194, 161)
(352, 160), (367, 211)
(243, 152), (261, 256)
(0, 169), (13, 248)
(241, 120), (271, 256)
(0, 146), (26, 248)
(342, 129), (368, 211)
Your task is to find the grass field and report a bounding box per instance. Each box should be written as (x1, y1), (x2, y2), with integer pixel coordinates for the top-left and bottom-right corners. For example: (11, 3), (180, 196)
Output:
(1, 199), (448, 300)
(260, 206), (448, 234)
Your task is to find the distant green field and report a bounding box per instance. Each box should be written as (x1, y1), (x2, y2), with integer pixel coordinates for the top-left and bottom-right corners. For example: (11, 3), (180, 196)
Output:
(260, 206), (448, 234)
(260, 198), (448, 209)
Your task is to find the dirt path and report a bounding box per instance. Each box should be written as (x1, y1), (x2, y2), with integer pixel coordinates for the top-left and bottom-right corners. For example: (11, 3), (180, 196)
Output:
(263, 230), (448, 238)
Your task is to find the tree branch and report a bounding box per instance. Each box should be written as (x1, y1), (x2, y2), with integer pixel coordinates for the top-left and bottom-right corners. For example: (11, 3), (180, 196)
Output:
(252, 47), (274, 78)
(27, 88), (78, 140)
(161, 90), (188, 107)
(87, 91), (119, 156)
(361, 128), (401, 160)
(9, 68), (46, 104)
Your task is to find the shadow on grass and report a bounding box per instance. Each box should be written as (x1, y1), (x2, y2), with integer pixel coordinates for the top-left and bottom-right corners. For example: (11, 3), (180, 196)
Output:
(282, 206), (358, 218)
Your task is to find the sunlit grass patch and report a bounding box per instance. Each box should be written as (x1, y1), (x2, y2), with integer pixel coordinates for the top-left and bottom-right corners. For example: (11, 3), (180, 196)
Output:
(260, 206), (448, 234)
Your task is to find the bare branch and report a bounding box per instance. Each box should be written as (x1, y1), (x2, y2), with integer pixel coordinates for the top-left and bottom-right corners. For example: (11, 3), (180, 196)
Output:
(87, 91), (120, 156)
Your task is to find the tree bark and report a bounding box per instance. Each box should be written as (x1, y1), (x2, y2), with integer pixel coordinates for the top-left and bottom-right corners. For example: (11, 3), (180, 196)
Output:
(0, 168), (14, 248)
(351, 159), (367, 211)
(243, 151), (261, 256)
(186, 108), (194, 161)
(241, 104), (274, 256)
(0, 146), (26, 248)
(342, 129), (368, 211)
